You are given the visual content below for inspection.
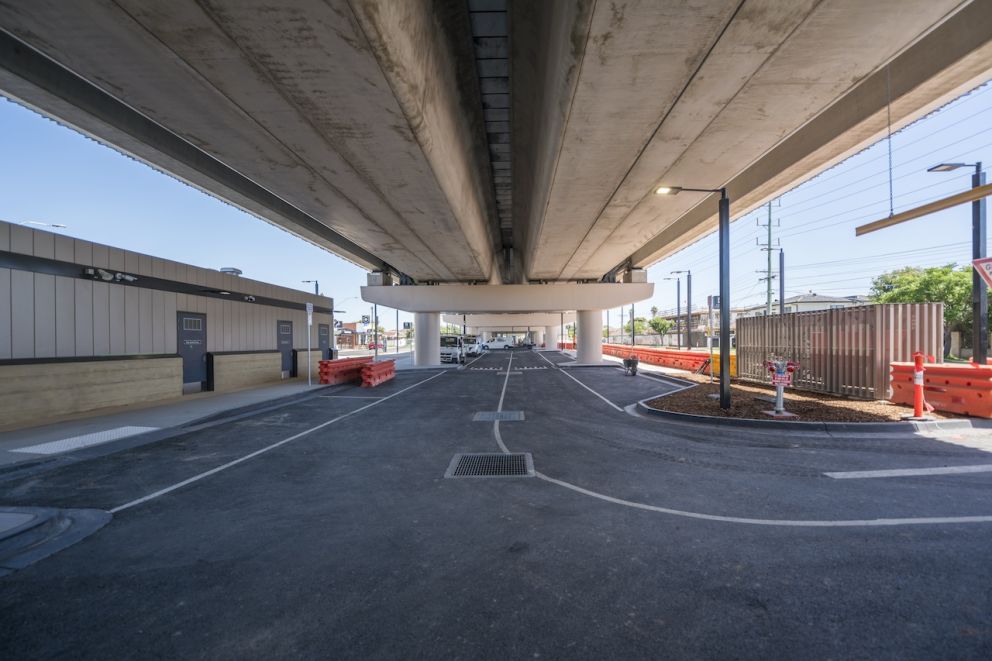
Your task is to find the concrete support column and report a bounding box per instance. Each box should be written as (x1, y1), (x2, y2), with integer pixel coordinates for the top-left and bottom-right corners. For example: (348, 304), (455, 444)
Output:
(536, 330), (545, 347)
(545, 325), (560, 350)
(414, 312), (440, 366)
(576, 310), (603, 364)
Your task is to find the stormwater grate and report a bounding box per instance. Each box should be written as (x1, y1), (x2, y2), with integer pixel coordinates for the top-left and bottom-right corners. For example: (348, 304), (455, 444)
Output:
(445, 453), (534, 478)
(473, 411), (525, 422)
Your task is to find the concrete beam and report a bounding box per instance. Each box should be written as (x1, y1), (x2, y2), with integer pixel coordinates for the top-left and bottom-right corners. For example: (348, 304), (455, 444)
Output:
(362, 283), (653, 314)
(442, 313), (576, 328)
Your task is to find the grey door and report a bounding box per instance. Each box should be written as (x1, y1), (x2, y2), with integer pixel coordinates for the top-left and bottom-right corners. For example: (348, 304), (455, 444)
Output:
(318, 323), (330, 359)
(178, 312), (207, 384)
(277, 320), (293, 373)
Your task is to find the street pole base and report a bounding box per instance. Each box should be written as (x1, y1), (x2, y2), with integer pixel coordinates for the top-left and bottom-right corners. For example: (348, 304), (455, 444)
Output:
(763, 410), (799, 419)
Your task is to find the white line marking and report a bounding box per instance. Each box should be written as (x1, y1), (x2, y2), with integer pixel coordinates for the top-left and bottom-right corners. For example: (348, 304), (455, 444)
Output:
(493, 351), (514, 453)
(317, 395), (384, 399)
(110, 371), (446, 514)
(12, 426), (159, 455)
(556, 369), (624, 412)
(826, 464), (992, 479)
(534, 472), (992, 527)
(462, 353), (488, 368)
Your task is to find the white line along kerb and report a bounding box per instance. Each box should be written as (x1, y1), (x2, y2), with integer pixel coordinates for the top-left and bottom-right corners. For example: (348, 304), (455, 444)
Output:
(110, 371), (446, 514)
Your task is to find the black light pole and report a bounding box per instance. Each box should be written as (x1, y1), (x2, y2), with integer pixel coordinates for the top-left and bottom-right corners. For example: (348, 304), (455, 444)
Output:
(671, 271), (690, 349)
(302, 280), (319, 295)
(928, 162), (988, 362)
(656, 186), (732, 408)
(664, 276), (681, 347)
(717, 190), (731, 409)
(630, 304), (635, 346)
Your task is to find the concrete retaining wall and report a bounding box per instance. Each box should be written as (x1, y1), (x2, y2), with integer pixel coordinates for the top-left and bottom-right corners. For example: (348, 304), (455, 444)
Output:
(209, 352), (282, 392)
(0, 356), (182, 430)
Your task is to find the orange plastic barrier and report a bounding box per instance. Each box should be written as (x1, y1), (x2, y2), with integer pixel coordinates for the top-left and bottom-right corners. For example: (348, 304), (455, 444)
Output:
(318, 357), (372, 385)
(890, 361), (992, 418)
(602, 344), (715, 373)
(558, 342), (575, 350)
(361, 360), (396, 388)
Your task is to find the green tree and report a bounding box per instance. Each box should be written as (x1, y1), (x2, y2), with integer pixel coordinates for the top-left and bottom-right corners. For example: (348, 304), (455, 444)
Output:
(870, 264), (973, 334)
(624, 317), (649, 334)
(648, 317), (674, 335)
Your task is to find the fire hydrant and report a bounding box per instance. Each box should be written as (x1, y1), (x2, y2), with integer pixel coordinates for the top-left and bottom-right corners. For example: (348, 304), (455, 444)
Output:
(764, 358), (799, 418)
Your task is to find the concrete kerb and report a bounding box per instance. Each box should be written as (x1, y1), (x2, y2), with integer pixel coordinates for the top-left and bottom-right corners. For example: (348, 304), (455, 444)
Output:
(635, 397), (979, 434)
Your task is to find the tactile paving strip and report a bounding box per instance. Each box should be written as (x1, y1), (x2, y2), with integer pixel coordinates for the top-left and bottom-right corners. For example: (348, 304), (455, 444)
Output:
(12, 426), (159, 455)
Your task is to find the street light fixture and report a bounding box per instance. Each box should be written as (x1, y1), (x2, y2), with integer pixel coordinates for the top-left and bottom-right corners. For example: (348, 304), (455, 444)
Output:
(656, 185), (732, 409)
(302, 280), (319, 295)
(928, 161), (987, 363)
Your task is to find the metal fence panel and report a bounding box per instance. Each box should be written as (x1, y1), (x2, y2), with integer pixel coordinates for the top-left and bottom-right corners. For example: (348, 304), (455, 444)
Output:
(736, 304), (943, 399)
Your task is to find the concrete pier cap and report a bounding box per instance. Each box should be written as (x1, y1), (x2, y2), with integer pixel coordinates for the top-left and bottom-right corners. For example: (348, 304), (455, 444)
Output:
(361, 283), (653, 314)
(364, 283), (652, 366)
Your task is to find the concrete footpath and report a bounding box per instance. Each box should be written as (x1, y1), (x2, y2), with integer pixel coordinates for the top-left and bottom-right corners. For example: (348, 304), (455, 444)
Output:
(0, 351), (422, 469)
(0, 380), (330, 469)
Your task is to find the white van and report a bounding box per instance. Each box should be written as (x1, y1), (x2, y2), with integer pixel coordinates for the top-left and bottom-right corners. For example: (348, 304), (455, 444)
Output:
(440, 334), (464, 363)
(463, 334), (482, 357)
(490, 336), (513, 349)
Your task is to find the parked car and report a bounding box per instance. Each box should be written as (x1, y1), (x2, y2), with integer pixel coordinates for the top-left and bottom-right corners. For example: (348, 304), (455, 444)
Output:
(440, 334), (464, 363)
(367, 341), (385, 350)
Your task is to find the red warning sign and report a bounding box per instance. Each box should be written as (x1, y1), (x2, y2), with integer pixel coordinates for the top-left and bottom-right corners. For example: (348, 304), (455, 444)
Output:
(973, 257), (992, 290)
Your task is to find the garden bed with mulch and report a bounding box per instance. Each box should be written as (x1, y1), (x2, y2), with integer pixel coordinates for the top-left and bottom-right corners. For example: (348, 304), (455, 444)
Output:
(644, 374), (955, 423)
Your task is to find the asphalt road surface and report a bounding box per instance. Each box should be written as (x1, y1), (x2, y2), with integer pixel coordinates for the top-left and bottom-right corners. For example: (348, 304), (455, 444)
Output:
(2, 350), (992, 659)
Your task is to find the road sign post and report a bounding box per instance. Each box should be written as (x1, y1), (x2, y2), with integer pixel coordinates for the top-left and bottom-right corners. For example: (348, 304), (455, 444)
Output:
(306, 302), (314, 387)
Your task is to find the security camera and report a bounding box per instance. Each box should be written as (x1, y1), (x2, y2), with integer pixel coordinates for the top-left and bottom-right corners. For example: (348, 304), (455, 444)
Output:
(243, 295), (256, 303)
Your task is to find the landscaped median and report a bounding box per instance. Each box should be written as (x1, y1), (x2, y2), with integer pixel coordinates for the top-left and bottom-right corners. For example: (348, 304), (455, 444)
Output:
(642, 373), (958, 424)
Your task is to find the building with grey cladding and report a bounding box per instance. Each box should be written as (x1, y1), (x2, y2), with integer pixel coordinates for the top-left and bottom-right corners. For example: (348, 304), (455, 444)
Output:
(0, 220), (333, 428)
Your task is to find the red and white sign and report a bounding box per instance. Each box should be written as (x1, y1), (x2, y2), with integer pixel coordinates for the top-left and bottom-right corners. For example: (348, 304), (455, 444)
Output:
(973, 257), (992, 290)
(771, 372), (792, 386)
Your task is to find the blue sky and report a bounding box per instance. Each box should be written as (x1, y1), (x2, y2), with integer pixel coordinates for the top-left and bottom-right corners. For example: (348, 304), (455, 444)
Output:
(0, 80), (989, 331)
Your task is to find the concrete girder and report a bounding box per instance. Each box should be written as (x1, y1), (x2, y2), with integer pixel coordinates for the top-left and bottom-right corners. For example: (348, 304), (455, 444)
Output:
(361, 283), (652, 314)
(516, 0), (986, 280)
(0, 0), (497, 282)
(629, 0), (992, 269)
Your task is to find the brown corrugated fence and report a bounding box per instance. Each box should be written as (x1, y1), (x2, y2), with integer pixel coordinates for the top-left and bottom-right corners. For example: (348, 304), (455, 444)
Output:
(736, 304), (943, 400)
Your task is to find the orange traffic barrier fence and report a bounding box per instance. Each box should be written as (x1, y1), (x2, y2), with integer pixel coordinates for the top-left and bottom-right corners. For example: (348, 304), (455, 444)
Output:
(558, 342), (575, 350)
(361, 360), (396, 388)
(318, 357), (372, 385)
(602, 344), (737, 376)
(890, 360), (992, 418)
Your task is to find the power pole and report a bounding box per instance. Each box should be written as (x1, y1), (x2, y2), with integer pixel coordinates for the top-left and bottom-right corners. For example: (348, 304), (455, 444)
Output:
(757, 201), (780, 314)
(779, 249), (786, 315)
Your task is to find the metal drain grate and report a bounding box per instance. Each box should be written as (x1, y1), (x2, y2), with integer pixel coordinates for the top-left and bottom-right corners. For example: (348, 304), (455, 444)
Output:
(473, 411), (525, 421)
(445, 453), (534, 478)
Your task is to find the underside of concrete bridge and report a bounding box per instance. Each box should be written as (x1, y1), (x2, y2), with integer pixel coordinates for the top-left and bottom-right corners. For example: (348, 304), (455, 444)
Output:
(2, 0), (991, 286)
(2, 0), (992, 366)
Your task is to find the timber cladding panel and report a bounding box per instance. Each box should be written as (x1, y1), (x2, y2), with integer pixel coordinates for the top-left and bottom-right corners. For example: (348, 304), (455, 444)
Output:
(0, 356), (182, 430)
(209, 352), (283, 392)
